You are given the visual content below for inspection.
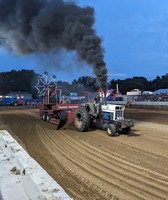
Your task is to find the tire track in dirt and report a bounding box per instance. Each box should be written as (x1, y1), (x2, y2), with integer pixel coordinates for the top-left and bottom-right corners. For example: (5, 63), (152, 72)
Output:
(37, 126), (139, 200)
(79, 131), (168, 177)
(37, 125), (168, 200)
(4, 110), (168, 199)
(1, 111), (108, 200)
(112, 134), (168, 158)
(134, 122), (168, 141)
(35, 122), (117, 200)
(9, 109), (39, 119)
(1, 108), (168, 200)
(61, 131), (168, 191)
(125, 108), (168, 126)
(61, 132), (168, 185)
(93, 126), (168, 159)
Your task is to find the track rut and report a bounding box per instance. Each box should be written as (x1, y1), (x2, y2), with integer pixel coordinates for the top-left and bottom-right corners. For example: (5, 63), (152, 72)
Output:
(0, 108), (168, 200)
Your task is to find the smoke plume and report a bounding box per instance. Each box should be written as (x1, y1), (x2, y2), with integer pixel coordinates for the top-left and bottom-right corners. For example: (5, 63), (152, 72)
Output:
(0, 0), (108, 90)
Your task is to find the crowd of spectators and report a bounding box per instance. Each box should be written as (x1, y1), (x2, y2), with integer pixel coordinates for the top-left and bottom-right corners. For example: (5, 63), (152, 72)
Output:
(137, 92), (168, 102)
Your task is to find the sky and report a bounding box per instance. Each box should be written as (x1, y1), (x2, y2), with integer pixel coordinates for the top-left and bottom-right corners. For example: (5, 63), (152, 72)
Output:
(0, 0), (168, 82)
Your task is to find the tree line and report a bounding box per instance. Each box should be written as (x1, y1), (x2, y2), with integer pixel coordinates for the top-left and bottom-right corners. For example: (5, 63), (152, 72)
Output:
(110, 75), (168, 94)
(0, 69), (167, 97)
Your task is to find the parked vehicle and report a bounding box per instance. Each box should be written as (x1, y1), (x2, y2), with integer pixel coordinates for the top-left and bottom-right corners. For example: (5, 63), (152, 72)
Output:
(0, 98), (17, 106)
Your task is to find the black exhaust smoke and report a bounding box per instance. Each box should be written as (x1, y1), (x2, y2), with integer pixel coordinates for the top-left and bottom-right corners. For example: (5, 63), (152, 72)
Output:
(0, 0), (108, 91)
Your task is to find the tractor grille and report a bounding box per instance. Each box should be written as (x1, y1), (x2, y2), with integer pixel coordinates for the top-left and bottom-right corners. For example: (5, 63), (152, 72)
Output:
(115, 110), (123, 119)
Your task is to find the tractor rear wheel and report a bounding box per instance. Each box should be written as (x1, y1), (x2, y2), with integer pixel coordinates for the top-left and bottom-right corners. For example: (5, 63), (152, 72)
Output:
(74, 107), (90, 132)
(107, 124), (116, 137)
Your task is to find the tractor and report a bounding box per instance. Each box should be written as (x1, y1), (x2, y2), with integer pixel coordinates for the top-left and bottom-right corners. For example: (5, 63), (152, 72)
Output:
(74, 103), (134, 136)
(39, 101), (134, 136)
(36, 73), (134, 136)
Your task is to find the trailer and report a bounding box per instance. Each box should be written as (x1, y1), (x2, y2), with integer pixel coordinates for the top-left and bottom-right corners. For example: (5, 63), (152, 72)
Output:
(36, 72), (81, 129)
(39, 103), (80, 129)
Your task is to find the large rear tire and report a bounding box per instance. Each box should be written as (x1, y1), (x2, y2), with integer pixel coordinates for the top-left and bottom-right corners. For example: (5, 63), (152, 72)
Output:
(74, 107), (90, 132)
(107, 124), (116, 137)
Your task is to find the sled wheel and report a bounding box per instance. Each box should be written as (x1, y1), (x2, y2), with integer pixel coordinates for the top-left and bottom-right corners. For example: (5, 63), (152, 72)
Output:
(42, 114), (47, 121)
(46, 115), (50, 122)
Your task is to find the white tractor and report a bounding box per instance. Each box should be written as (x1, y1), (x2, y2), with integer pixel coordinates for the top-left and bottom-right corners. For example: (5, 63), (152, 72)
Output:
(74, 103), (134, 136)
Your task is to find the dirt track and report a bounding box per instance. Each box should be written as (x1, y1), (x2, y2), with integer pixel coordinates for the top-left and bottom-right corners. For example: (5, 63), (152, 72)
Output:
(0, 107), (168, 200)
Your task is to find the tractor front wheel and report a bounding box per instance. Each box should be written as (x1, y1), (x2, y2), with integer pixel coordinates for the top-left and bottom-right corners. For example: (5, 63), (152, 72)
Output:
(107, 124), (116, 137)
(74, 107), (90, 132)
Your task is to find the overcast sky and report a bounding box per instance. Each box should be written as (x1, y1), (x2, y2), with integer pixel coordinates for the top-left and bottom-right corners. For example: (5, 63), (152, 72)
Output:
(0, 0), (168, 82)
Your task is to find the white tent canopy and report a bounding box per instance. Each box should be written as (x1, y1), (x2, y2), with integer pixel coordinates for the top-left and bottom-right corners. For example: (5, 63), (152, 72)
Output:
(153, 89), (168, 94)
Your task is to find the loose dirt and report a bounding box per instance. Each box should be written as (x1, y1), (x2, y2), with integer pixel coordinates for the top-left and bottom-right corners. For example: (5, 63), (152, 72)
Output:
(0, 107), (168, 200)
